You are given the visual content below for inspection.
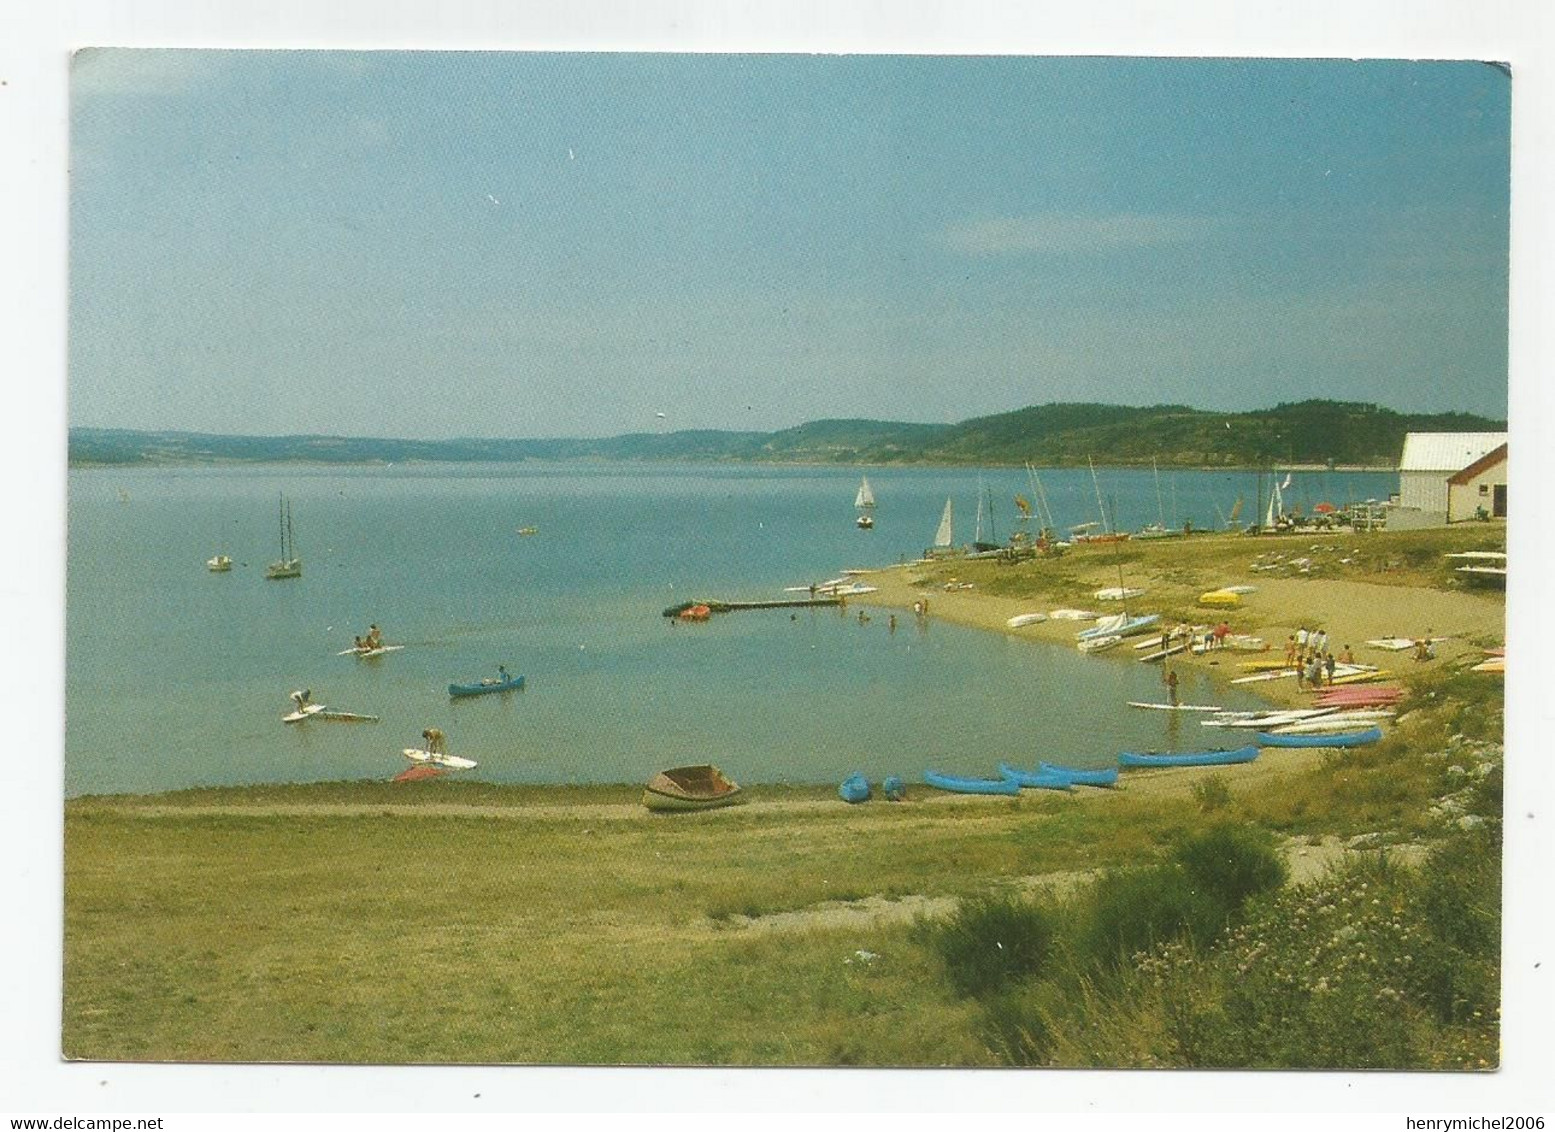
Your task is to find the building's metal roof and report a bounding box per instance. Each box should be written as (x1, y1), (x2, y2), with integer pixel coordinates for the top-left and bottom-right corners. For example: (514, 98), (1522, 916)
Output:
(1398, 432), (1508, 473)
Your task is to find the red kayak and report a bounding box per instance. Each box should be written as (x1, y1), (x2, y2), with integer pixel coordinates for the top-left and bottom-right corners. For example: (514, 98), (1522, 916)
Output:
(393, 764), (445, 783)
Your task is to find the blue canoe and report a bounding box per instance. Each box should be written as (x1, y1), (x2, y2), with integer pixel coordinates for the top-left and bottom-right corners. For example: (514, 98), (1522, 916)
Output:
(997, 763), (1075, 791)
(839, 772), (871, 804)
(1118, 746), (1260, 768)
(1039, 761), (1120, 787)
(1256, 726), (1383, 749)
(448, 673), (526, 698)
(923, 769), (1023, 796)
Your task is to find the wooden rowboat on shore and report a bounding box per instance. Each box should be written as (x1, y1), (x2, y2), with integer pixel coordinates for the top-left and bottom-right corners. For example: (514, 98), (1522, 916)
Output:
(643, 764), (745, 812)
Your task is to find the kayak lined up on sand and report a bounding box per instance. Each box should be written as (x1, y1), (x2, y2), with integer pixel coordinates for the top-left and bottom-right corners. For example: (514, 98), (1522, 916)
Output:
(997, 763), (1075, 791)
(1256, 726), (1384, 749)
(922, 769), (1022, 796)
(1128, 701), (1224, 712)
(1119, 746), (1259, 768)
(1039, 761), (1119, 787)
(839, 772), (871, 804)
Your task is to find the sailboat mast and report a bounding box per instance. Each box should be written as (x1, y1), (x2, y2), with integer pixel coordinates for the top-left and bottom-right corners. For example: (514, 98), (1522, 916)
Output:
(1088, 456), (1109, 534)
(1153, 458), (1166, 529)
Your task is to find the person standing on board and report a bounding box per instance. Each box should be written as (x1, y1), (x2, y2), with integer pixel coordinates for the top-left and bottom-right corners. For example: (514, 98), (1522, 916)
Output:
(366, 624), (384, 650)
(1164, 667), (1180, 706)
(421, 727), (446, 755)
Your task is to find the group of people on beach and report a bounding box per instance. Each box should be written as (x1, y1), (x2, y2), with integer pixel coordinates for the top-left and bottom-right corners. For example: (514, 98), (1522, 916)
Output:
(1285, 626), (1358, 690)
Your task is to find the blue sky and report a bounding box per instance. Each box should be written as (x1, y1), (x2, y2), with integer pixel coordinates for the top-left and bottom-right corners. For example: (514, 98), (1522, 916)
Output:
(69, 52), (1511, 439)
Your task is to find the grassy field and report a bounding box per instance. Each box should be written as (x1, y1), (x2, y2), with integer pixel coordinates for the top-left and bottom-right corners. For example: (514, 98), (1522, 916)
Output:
(62, 524), (1506, 1067)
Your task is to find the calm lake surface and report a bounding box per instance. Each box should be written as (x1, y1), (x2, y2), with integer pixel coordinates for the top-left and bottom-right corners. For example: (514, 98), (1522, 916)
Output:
(65, 463), (1397, 796)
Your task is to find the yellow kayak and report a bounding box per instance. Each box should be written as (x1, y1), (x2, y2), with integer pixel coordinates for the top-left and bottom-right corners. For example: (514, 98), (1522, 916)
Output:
(1198, 590), (1243, 607)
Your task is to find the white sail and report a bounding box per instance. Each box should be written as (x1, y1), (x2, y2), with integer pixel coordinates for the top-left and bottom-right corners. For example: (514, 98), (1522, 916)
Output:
(854, 476), (875, 509)
(1265, 474), (1285, 529)
(933, 498), (954, 548)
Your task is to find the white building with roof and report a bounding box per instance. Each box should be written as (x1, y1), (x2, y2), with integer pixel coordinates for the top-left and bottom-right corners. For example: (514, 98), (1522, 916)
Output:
(1393, 432), (1508, 527)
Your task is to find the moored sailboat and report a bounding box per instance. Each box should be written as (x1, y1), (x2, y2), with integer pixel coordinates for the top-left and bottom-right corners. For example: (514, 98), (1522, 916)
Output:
(854, 476), (875, 529)
(265, 496), (301, 580)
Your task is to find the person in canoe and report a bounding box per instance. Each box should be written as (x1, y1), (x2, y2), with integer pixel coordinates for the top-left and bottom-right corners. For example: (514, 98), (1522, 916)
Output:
(481, 665), (511, 687)
(421, 727), (446, 755)
(289, 689), (314, 712)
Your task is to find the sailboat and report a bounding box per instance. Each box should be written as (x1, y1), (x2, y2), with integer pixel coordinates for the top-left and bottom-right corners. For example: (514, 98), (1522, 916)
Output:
(925, 497), (958, 558)
(1265, 473), (1290, 530)
(971, 481), (1000, 553)
(1136, 458), (1181, 539)
(854, 476), (875, 529)
(265, 496), (302, 580)
(206, 552), (232, 572)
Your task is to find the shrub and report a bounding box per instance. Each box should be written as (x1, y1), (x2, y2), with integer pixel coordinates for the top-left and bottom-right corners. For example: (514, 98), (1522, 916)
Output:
(930, 894), (1057, 999)
(1080, 865), (1226, 971)
(1173, 823), (1288, 913)
(1188, 776), (1232, 814)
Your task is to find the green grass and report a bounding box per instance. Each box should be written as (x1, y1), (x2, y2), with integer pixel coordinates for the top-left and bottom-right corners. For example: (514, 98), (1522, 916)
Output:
(63, 612), (1504, 1067)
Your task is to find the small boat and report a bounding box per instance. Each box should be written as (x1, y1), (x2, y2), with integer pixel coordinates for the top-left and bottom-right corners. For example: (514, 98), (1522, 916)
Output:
(677, 604), (712, 622)
(996, 763), (1075, 791)
(1077, 612), (1161, 641)
(1265, 713), (1392, 735)
(838, 772), (871, 804)
(1198, 590), (1242, 607)
(643, 764), (745, 812)
(264, 495), (302, 580)
(924, 497), (960, 559)
(517, 526), (538, 536)
(1038, 761), (1119, 787)
(448, 672), (526, 698)
(1048, 608), (1100, 621)
(402, 748), (478, 770)
(922, 769), (1022, 796)
(339, 644), (405, 658)
(1230, 668), (1299, 684)
(206, 554), (232, 572)
(1077, 634), (1122, 653)
(1118, 746), (1259, 768)
(1094, 587), (1145, 601)
(1256, 726), (1383, 749)
(855, 476), (876, 529)
(1006, 612), (1048, 629)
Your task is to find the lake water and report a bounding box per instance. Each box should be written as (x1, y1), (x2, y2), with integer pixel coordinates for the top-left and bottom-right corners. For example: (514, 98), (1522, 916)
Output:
(65, 462), (1397, 796)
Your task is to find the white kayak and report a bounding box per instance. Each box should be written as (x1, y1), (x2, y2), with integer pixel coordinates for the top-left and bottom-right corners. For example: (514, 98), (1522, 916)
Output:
(1077, 635), (1122, 652)
(1094, 587), (1145, 601)
(1138, 644), (1187, 663)
(1048, 609), (1100, 621)
(283, 703), (328, 723)
(1127, 702), (1224, 712)
(1218, 585), (1258, 595)
(339, 644), (405, 658)
(1268, 713), (1395, 735)
(402, 748), (478, 770)
(1006, 612), (1048, 628)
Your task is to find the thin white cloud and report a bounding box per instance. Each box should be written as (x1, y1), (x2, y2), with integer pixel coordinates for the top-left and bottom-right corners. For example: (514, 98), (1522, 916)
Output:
(942, 212), (1219, 256)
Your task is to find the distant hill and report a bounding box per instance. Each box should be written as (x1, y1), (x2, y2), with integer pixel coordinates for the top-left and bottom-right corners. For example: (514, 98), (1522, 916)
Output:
(67, 400), (1506, 469)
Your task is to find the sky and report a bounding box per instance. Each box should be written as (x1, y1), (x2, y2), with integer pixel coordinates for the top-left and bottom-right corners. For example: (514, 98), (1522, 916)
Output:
(67, 51), (1512, 440)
